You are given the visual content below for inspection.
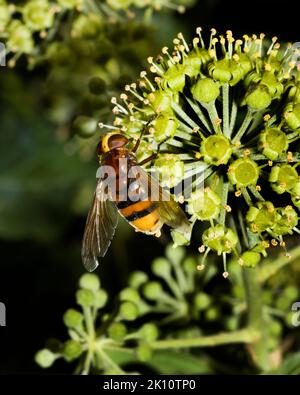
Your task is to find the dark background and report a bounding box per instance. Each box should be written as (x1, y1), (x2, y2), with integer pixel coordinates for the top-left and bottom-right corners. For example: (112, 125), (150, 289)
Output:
(0, 0), (298, 374)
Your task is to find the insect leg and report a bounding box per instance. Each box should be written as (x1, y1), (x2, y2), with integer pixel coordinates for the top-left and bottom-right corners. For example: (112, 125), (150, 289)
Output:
(132, 117), (155, 153)
(137, 138), (168, 166)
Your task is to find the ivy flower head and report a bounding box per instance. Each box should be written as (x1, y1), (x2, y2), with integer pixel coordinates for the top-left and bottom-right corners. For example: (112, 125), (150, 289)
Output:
(103, 28), (300, 276)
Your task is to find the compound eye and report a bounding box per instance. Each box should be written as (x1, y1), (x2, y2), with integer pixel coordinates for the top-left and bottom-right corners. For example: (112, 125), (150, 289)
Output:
(108, 134), (128, 150)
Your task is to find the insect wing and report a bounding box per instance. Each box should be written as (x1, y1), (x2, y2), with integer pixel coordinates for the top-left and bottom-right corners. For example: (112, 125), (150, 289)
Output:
(81, 179), (118, 271)
(130, 165), (190, 234)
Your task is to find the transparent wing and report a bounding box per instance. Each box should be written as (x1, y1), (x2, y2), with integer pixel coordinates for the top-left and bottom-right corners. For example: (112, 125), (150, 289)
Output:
(81, 179), (118, 272)
(130, 165), (191, 236)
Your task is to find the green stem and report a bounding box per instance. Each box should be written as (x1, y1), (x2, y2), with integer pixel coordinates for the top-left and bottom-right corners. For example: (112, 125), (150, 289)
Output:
(203, 101), (221, 134)
(222, 84), (230, 137)
(185, 97), (212, 132)
(232, 109), (253, 143)
(248, 185), (265, 202)
(83, 306), (95, 339)
(242, 269), (270, 371)
(229, 99), (238, 135)
(219, 178), (229, 226)
(172, 102), (199, 129)
(82, 348), (93, 375)
(241, 187), (252, 206)
(257, 244), (300, 283)
(151, 328), (258, 349)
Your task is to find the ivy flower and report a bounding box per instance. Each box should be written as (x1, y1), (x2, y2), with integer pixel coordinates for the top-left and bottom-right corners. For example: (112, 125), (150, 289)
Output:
(104, 28), (300, 276)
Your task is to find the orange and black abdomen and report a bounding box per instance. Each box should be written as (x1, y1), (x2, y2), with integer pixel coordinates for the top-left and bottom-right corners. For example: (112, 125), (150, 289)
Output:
(116, 199), (161, 233)
(103, 149), (162, 234)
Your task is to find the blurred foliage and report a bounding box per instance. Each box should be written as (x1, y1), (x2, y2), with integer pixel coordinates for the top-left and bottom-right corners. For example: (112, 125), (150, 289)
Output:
(0, 69), (95, 240)
(35, 245), (300, 374)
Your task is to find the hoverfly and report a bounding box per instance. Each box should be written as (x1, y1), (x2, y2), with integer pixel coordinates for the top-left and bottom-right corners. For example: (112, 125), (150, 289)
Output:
(81, 130), (191, 271)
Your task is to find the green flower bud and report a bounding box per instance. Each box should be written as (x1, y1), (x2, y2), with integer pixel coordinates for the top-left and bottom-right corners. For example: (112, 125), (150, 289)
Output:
(108, 322), (127, 341)
(269, 319), (282, 337)
(225, 316), (239, 331)
(119, 301), (139, 321)
(171, 229), (191, 247)
(35, 349), (56, 368)
(202, 225), (238, 255)
(152, 257), (171, 278)
(237, 53), (253, 76)
(71, 14), (103, 38)
(272, 206), (298, 236)
(194, 292), (211, 310)
(200, 135), (232, 165)
(165, 244), (185, 265)
(283, 286), (298, 301)
(239, 251), (261, 268)
(208, 58), (245, 85)
(285, 311), (297, 328)
(284, 103), (300, 131)
(259, 127), (289, 160)
(246, 201), (276, 233)
(143, 281), (163, 300)
(63, 309), (84, 329)
(227, 157), (260, 188)
(88, 77), (107, 95)
(147, 91), (173, 113)
(63, 340), (83, 362)
(139, 323), (159, 342)
(187, 187), (221, 220)
(22, 0), (54, 31)
(120, 287), (141, 304)
(182, 257), (196, 273)
(269, 164), (299, 194)
(7, 21), (34, 54)
(136, 342), (153, 362)
(151, 112), (179, 143)
(260, 71), (283, 99)
(205, 307), (219, 321)
(191, 78), (220, 103)
(79, 273), (100, 291)
(162, 64), (186, 92)
(182, 51), (208, 78)
(76, 289), (94, 307)
(154, 154), (184, 188)
(275, 295), (291, 311)
(245, 84), (272, 110)
(94, 289), (108, 309)
(129, 271), (148, 289)
(72, 116), (98, 138)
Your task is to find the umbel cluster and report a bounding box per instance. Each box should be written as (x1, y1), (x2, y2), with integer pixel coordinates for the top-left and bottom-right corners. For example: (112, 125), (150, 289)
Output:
(102, 28), (300, 276)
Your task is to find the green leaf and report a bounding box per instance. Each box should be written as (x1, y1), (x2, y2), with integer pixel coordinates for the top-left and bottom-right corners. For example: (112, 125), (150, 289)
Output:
(147, 350), (212, 374)
(105, 349), (212, 374)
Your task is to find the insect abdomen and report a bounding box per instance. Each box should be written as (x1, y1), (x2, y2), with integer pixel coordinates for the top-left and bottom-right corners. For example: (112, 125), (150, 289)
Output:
(116, 200), (161, 233)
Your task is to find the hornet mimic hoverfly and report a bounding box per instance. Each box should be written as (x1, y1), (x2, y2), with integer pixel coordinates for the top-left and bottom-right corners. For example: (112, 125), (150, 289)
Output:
(81, 130), (191, 271)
